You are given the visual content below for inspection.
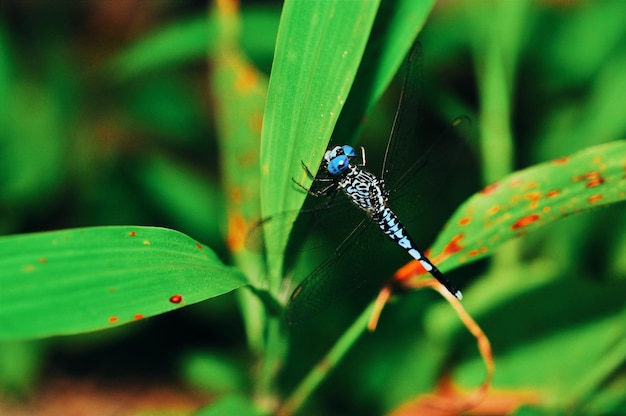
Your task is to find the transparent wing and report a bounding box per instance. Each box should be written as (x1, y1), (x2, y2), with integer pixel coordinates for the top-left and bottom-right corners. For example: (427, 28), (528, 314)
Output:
(387, 116), (475, 247)
(285, 217), (384, 325)
(381, 41), (422, 183)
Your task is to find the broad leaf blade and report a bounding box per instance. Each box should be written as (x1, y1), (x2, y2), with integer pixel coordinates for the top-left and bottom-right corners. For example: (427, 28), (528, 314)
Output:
(0, 226), (247, 340)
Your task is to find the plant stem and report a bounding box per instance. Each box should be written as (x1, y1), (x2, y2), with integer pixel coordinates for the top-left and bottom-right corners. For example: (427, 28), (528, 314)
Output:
(278, 301), (375, 416)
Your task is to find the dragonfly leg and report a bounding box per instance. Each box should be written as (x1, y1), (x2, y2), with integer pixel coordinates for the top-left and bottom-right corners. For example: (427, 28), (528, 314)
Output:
(354, 146), (367, 167)
(301, 160), (318, 180)
(291, 176), (338, 197)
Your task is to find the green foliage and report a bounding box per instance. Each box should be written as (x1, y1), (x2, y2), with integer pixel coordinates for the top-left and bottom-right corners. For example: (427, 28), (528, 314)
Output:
(0, 1), (625, 415)
(0, 226), (246, 339)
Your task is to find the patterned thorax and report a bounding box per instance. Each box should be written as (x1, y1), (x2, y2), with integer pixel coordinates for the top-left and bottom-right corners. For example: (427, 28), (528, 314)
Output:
(337, 166), (387, 216)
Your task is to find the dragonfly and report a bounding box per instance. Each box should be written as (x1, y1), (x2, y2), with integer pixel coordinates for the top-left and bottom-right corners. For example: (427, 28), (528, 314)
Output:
(275, 43), (471, 324)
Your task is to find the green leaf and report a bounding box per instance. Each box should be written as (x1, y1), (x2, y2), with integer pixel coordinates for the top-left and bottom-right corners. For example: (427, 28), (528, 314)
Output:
(333, 0), (436, 143)
(259, 0), (380, 267)
(183, 351), (248, 394)
(430, 141), (626, 273)
(454, 292), (625, 409)
(0, 226), (247, 340)
(106, 16), (214, 81)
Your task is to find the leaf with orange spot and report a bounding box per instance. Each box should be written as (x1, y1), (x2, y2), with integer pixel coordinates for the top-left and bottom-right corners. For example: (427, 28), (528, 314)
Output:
(422, 140), (626, 274)
(0, 226), (247, 340)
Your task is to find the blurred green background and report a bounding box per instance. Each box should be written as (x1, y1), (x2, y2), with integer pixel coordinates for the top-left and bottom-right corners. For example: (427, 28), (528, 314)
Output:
(1, 1), (625, 415)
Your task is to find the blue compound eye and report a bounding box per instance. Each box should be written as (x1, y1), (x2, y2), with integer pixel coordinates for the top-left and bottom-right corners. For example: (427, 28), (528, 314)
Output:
(342, 145), (356, 157)
(327, 154), (349, 175)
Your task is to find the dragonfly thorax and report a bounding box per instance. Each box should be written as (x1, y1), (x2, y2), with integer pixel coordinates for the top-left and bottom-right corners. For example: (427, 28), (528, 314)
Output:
(338, 165), (388, 216)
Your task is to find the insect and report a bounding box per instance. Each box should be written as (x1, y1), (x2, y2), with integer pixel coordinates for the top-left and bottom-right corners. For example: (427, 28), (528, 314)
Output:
(280, 43), (470, 324)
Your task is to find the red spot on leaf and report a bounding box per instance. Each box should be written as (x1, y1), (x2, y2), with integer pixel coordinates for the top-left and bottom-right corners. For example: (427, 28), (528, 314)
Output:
(574, 171), (605, 188)
(481, 183), (499, 194)
(169, 294), (183, 304)
(512, 214), (541, 230)
(588, 194), (603, 203)
(585, 172), (604, 188)
(196, 243), (203, 250)
(134, 314), (144, 321)
(108, 316), (118, 324)
(129, 231), (137, 237)
(546, 189), (561, 198)
(442, 234), (465, 257)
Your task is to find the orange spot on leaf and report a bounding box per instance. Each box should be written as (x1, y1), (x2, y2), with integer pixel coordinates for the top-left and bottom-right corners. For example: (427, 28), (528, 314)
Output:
(134, 314), (144, 321)
(511, 214), (541, 230)
(588, 194), (603, 203)
(468, 247), (488, 257)
(574, 171), (605, 188)
(236, 65), (258, 92)
(488, 205), (500, 215)
(38, 257), (47, 263)
(143, 240), (150, 245)
(250, 111), (263, 134)
(524, 191), (541, 209)
(227, 214), (247, 252)
(231, 187), (242, 204)
(552, 156), (569, 164)
(481, 183), (499, 194)
(458, 216), (471, 226)
(546, 189), (561, 198)
(129, 231), (137, 237)
(523, 181), (539, 190)
(196, 243), (203, 250)
(108, 316), (119, 324)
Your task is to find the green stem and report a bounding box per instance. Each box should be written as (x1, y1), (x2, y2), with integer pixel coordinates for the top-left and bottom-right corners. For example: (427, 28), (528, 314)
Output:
(278, 301), (376, 416)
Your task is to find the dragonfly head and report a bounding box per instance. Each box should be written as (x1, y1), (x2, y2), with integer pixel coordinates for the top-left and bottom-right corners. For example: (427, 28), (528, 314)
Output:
(324, 145), (356, 175)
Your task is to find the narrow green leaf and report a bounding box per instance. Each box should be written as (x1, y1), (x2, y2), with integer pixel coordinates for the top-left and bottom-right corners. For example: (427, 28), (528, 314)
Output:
(211, 3), (274, 353)
(106, 16), (214, 81)
(0, 226), (247, 340)
(260, 0), (380, 266)
(333, 0), (436, 143)
(431, 141), (626, 272)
